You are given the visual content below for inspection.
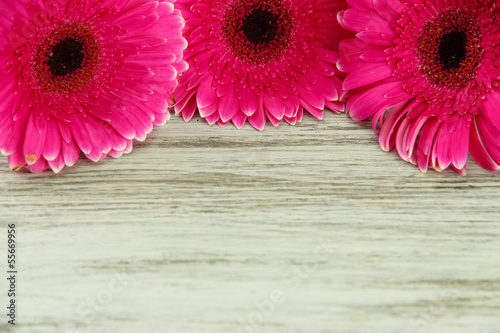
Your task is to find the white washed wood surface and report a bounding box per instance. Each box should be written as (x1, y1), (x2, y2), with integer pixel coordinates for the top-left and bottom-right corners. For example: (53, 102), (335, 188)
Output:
(0, 112), (499, 333)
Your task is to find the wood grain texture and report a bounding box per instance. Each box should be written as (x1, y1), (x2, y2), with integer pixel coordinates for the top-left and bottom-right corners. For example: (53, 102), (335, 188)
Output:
(0, 112), (499, 333)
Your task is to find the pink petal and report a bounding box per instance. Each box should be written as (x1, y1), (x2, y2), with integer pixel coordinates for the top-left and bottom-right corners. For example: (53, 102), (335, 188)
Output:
(263, 92), (285, 121)
(338, 8), (392, 34)
(301, 101), (324, 119)
(314, 72), (340, 101)
(108, 139), (133, 158)
(57, 120), (73, 144)
(338, 52), (368, 74)
(416, 118), (441, 173)
(470, 120), (500, 171)
(325, 100), (344, 113)
(248, 105), (266, 131)
(449, 115), (471, 171)
(348, 81), (411, 121)
(107, 139), (133, 158)
(69, 117), (92, 155)
(48, 154), (66, 173)
(28, 157), (48, 173)
(239, 88), (259, 117)
(153, 108), (170, 126)
(373, 0), (401, 22)
(343, 62), (394, 90)
(481, 90), (500, 132)
(285, 108), (304, 125)
(231, 112), (247, 129)
(266, 111), (282, 127)
(23, 113), (47, 166)
(199, 101), (219, 117)
(178, 95), (198, 122)
(475, 116), (500, 167)
(42, 119), (62, 162)
(81, 116), (112, 161)
(378, 101), (411, 151)
(297, 85), (325, 111)
(62, 138), (81, 167)
(173, 83), (196, 111)
(218, 92), (239, 122)
(124, 108), (154, 142)
(359, 50), (390, 63)
(338, 38), (376, 60)
(196, 78), (218, 109)
(432, 121), (452, 171)
(205, 112), (220, 125)
(346, 0), (373, 11)
(395, 113), (427, 162)
(357, 31), (394, 46)
(284, 115), (298, 125)
(386, 0), (406, 14)
(8, 150), (27, 171)
(107, 109), (136, 140)
(283, 94), (301, 118)
(5, 113), (29, 155)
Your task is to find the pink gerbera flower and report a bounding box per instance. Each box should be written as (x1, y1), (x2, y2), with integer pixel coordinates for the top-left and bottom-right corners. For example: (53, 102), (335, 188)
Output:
(338, 0), (500, 174)
(0, 0), (187, 173)
(173, 0), (349, 130)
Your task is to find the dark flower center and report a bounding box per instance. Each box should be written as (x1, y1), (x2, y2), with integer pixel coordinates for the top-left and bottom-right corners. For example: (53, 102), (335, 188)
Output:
(415, 8), (482, 87)
(438, 30), (467, 71)
(46, 37), (85, 78)
(35, 25), (99, 92)
(222, 0), (295, 65)
(241, 9), (279, 46)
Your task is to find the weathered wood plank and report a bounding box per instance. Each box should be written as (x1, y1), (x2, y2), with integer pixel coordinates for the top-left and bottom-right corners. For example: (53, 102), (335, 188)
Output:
(1, 113), (499, 333)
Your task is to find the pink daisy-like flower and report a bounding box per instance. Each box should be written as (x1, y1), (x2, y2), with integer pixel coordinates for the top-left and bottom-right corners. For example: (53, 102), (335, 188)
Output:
(338, 0), (500, 174)
(173, 0), (349, 130)
(0, 0), (187, 173)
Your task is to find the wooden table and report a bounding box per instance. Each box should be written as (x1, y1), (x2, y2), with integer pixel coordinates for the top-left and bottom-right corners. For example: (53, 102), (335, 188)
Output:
(1, 112), (499, 333)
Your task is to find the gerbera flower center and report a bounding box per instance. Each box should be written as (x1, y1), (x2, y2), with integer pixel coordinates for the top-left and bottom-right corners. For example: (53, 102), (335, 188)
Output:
(222, 0), (295, 64)
(46, 37), (85, 78)
(241, 9), (279, 46)
(416, 8), (482, 88)
(34, 25), (99, 92)
(438, 30), (467, 71)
